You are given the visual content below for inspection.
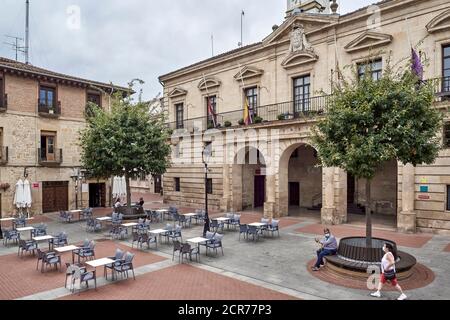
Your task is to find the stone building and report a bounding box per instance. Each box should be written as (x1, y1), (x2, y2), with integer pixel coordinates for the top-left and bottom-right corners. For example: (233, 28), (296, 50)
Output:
(159, 0), (450, 234)
(0, 57), (128, 216)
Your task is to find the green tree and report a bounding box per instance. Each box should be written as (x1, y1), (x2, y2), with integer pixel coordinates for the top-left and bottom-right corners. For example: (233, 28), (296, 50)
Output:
(80, 85), (171, 208)
(312, 61), (442, 247)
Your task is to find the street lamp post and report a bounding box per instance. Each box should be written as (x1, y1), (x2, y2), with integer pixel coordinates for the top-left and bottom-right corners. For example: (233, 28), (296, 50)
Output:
(70, 169), (85, 210)
(202, 143), (212, 237)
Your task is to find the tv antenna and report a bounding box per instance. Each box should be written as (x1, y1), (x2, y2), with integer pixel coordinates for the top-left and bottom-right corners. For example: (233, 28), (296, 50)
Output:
(4, 35), (25, 61)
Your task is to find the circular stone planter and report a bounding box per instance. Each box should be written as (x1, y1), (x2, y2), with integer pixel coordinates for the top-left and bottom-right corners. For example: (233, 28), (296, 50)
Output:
(115, 206), (146, 220)
(324, 237), (417, 281)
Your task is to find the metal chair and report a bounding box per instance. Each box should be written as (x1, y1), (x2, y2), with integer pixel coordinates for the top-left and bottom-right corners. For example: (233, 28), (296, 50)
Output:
(112, 252), (136, 280)
(3, 229), (20, 246)
(239, 224), (248, 241)
(180, 243), (199, 263)
(206, 233), (224, 256)
(246, 226), (260, 242)
(18, 239), (38, 257)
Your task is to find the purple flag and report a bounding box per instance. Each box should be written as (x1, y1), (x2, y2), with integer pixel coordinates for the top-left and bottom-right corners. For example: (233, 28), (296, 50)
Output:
(411, 48), (423, 80)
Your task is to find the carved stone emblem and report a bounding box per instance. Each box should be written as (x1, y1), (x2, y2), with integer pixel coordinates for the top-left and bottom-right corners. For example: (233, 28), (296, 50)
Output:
(289, 22), (313, 52)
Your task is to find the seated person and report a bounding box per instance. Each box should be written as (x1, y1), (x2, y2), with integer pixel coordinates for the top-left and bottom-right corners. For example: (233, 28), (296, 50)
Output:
(114, 198), (122, 209)
(312, 228), (338, 271)
(138, 198), (145, 207)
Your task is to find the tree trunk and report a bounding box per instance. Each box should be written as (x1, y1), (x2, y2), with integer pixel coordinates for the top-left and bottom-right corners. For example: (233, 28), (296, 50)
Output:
(365, 178), (372, 248)
(125, 174), (132, 209)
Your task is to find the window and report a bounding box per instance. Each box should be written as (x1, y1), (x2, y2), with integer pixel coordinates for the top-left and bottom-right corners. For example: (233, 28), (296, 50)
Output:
(40, 131), (57, 162)
(245, 87), (258, 117)
(174, 178), (180, 192)
(39, 86), (56, 108)
(447, 185), (450, 211)
(139, 173), (147, 181)
(175, 103), (184, 129)
(0, 76), (4, 108)
(443, 45), (450, 93)
(293, 75), (311, 114)
(87, 92), (102, 108)
(206, 178), (213, 195)
(358, 59), (383, 81)
(444, 122), (450, 148)
(206, 96), (217, 128)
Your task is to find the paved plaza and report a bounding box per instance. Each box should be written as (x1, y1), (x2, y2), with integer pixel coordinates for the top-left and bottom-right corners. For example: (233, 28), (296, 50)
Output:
(0, 194), (449, 300)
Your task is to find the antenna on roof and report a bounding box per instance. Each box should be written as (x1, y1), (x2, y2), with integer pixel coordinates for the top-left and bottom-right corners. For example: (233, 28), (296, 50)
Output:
(238, 10), (245, 47)
(25, 0), (30, 64)
(211, 33), (214, 57)
(3, 35), (25, 61)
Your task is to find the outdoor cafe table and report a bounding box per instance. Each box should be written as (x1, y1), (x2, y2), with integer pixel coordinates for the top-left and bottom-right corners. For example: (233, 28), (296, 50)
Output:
(32, 235), (55, 251)
(149, 229), (169, 245)
(122, 223), (139, 236)
(96, 217), (112, 222)
(86, 258), (115, 279)
(69, 210), (83, 221)
(187, 237), (209, 262)
(213, 217), (231, 230)
(54, 245), (80, 264)
(16, 226), (35, 239)
(155, 209), (169, 222)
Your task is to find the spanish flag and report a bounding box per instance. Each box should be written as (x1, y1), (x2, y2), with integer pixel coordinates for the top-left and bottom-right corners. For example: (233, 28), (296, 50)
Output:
(243, 98), (253, 125)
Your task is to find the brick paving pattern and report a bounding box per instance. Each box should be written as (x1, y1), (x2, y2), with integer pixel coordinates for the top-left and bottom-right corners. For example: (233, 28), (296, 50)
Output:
(306, 259), (435, 291)
(295, 224), (433, 248)
(444, 244), (450, 252)
(61, 264), (299, 300)
(0, 240), (165, 300)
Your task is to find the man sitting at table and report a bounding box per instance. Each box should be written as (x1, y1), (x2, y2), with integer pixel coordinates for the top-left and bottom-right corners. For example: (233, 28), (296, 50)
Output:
(138, 198), (145, 207)
(311, 228), (338, 271)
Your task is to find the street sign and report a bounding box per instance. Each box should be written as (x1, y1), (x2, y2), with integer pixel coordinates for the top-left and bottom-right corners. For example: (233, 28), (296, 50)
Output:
(32, 183), (39, 189)
(418, 195), (430, 200)
(420, 186), (429, 193)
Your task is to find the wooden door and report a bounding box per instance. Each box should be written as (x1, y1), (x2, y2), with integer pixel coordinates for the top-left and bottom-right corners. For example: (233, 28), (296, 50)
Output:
(289, 182), (300, 206)
(42, 181), (68, 213)
(254, 175), (266, 208)
(46, 136), (55, 161)
(154, 175), (162, 194)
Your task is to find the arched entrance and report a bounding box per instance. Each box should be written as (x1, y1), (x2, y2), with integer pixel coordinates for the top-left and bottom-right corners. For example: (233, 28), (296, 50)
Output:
(347, 159), (398, 227)
(279, 143), (322, 217)
(231, 146), (267, 212)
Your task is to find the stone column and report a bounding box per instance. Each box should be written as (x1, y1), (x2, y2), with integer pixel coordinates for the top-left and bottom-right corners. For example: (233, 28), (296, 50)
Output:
(321, 167), (337, 224)
(264, 174), (276, 219)
(398, 164), (416, 233)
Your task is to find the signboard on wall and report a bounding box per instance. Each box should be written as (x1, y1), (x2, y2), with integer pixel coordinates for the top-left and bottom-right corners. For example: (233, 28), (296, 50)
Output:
(32, 183), (39, 189)
(82, 184), (89, 193)
(420, 186), (429, 193)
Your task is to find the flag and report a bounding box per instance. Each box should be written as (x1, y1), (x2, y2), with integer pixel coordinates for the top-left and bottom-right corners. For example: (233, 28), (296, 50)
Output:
(207, 97), (217, 127)
(411, 48), (423, 80)
(242, 10), (245, 16)
(243, 97), (253, 125)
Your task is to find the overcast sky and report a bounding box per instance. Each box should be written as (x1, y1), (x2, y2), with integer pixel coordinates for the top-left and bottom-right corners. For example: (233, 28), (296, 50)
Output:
(0, 0), (375, 99)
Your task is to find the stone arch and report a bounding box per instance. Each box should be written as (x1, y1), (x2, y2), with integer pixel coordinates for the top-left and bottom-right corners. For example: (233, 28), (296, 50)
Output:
(277, 138), (322, 217)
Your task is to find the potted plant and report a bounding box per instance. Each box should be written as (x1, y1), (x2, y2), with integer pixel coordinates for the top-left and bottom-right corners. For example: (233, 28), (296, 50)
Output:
(224, 121), (232, 127)
(254, 116), (263, 124)
(277, 113), (286, 121)
(238, 119), (245, 125)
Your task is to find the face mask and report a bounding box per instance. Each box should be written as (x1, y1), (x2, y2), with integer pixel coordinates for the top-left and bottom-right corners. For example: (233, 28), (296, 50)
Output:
(325, 233), (330, 238)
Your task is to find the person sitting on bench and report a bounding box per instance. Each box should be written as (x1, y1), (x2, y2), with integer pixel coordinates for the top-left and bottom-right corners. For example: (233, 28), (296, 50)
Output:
(312, 228), (337, 271)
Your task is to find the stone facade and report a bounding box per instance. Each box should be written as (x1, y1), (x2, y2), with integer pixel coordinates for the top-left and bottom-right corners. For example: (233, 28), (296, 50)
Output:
(160, 0), (450, 234)
(0, 63), (126, 216)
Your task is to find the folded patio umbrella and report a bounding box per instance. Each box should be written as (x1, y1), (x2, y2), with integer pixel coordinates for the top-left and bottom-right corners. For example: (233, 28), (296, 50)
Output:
(23, 179), (32, 208)
(13, 178), (25, 209)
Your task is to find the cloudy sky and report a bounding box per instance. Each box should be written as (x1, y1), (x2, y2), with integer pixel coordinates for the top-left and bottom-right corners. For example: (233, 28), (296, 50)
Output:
(0, 0), (375, 99)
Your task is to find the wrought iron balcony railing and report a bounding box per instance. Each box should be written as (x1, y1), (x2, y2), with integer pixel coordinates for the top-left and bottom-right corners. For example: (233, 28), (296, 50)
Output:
(38, 99), (61, 117)
(0, 146), (8, 165)
(38, 148), (63, 165)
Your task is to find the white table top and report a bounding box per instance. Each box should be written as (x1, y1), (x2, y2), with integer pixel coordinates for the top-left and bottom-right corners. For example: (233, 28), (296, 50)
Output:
(33, 235), (54, 241)
(155, 209), (169, 212)
(96, 217), (112, 221)
(214, 217), (231, 222)
(122, 223), (139, 227)
(187, 237), (209, 244)
(249, 223), (268, 228)
(183, 213), (198, 217)
(149, 229), (169, 235)
(0, 218), (15, 222)
(86, 258), (115, 268)
(69, 210), (83, 213)
(54, 245), (79, 253)
(17, 227), (35, 232)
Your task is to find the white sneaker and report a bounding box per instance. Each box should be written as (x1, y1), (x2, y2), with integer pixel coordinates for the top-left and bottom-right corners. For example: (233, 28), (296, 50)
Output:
(370, 291), (381, 298)
(398, 294), (407, 301)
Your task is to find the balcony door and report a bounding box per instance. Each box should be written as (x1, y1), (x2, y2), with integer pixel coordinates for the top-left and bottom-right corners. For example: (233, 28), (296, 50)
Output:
(39, 86), (56, 109)
(443, 45), (450, 93)
(41, 131), (56, 161)
(293, 75), (310, 115)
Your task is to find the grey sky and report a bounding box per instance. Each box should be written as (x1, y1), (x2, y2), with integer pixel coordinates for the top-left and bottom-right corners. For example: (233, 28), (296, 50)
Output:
(0, 0), (375, 99)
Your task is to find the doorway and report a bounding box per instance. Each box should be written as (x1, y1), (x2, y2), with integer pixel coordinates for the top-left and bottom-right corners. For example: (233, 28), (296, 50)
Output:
(254, 175), (266, 208)
(89, 183), (106, 208)
(42, 181), (68, 213)
(40, 131), (56, 161)
(154, 175), (162, 194)
(289, 182), (300, 206)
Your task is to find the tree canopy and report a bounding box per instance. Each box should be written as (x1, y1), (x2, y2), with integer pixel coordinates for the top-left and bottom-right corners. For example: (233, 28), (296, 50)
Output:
(80, 89), (171, 207)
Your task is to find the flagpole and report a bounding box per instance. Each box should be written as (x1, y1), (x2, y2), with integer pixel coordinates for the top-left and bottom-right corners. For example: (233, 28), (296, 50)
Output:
(240, 10), (244, 47)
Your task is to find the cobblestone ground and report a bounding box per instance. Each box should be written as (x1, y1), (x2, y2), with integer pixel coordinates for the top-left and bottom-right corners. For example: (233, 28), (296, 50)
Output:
(0, 193), (449, 300)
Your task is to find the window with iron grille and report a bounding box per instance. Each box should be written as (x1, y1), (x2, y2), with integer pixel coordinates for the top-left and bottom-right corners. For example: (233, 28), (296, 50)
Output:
(444, 122), (450, 148)
(358, 59), (382, 81)
(174, 178), (181, 192)
(175, 103), (184, 129)
(245, 87), (258, 117)
(443, 45), (450, 93)
(293, 75), (311, 114)
(39, 86), (56, 108)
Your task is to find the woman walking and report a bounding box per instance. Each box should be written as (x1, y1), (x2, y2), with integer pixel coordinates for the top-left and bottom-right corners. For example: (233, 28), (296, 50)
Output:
(371, 243), (407, 300)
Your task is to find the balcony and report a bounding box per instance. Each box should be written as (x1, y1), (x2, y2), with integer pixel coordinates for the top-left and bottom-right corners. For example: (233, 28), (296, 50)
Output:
(38, 148), (63, 166)
(0, 94), (7, 112)
(167, 94), (331, 132)
(166, 76), (450, 133)
(0, 147), (8, 165)
(38, 100), (61, 118)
